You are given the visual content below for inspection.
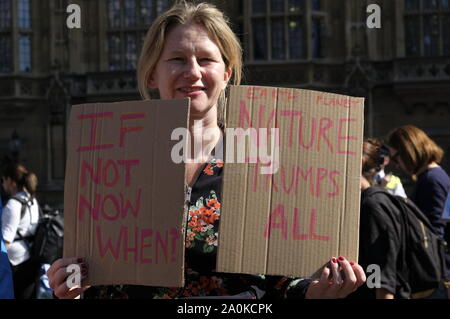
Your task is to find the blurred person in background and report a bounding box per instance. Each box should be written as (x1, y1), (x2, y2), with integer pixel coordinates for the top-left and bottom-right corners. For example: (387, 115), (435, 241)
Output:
(352, 138), (409, 299)
(388, 125), (450, 299)
(1, 163), (40, 299)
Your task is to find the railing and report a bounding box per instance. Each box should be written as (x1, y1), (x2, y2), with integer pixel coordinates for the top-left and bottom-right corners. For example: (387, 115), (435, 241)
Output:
(393, 57), (450, 82)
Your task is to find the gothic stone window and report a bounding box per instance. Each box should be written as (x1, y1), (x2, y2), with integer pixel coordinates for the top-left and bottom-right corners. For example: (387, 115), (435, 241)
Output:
(107, 0), (171, 71)
(404, 0), (450, 56)
(238, 0), (326, 62)
(0, 0), (32, 73)
(18, 0), (31, 72)
(0, 0), (12, 72)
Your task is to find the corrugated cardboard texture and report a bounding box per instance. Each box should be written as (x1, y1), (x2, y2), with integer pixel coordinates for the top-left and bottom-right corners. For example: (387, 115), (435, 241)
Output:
(217, 86), (364, 278)
(64, 99), (189, 287)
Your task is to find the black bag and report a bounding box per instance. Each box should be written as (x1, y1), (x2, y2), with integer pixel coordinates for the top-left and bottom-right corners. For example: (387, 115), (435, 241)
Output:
(373, 190), (448, 298)
(11, 196), (64, 264)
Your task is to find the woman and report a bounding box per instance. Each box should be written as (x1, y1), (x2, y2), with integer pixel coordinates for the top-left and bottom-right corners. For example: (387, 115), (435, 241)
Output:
(47, 1), (365, 299)
(353, 138), (409, 299)
(388, 125), (450, 298)
(1, 163), (40, 299)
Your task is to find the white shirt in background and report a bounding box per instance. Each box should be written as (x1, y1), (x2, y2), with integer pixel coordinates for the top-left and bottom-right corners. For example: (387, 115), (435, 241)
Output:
(374, 169), (408, 199)
(1, 191), (40, 266)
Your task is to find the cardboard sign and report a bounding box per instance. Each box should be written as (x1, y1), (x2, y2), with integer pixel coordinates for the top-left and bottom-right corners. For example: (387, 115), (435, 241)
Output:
(64, 99), (189, 287)
(217, 85), (364, 278)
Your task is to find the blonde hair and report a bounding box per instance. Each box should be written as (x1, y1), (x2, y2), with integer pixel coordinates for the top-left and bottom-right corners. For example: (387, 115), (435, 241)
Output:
(387, 125), (444, 175)
(137, 1), (243, 126)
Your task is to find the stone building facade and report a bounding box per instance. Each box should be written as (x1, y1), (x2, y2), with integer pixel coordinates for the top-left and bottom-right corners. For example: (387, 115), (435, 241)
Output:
(0, 0), (449, 207)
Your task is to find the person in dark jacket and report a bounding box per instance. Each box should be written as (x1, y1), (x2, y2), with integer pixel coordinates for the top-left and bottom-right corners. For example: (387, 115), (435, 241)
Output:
(351, 138), (410, 299)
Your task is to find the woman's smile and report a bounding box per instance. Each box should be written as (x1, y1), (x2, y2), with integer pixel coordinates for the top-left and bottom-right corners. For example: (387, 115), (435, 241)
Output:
(177, 86), (207, 97)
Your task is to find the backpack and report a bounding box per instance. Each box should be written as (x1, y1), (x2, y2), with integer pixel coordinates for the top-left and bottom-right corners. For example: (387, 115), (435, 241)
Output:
(11, 196), (64, 264)
(371, 190), (448, 298)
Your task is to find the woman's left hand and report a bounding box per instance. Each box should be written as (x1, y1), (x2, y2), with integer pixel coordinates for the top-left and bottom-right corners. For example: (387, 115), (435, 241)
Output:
(305, 256), (366, 299)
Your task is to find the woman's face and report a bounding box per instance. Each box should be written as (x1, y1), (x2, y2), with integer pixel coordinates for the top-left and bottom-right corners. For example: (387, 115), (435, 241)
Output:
(388, 147), (409, 174)
(2, 177), (14, 195)
(149, 23), (232, 118)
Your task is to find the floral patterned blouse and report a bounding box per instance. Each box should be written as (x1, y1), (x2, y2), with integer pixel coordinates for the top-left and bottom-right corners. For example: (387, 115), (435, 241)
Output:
(83, 158), (312, 299)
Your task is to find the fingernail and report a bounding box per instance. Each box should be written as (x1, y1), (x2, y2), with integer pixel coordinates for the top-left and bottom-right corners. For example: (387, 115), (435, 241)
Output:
(350, 261), (355, 266)
(338, 256), (345, 261)
(332, 257), (338, 263)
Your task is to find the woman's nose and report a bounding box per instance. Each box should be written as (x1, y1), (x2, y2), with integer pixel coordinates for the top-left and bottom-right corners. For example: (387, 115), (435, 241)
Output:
(183, 59), (201, 80)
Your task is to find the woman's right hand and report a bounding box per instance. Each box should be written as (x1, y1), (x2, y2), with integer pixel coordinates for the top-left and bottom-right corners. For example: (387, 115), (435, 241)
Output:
(47, 257), (91, 299)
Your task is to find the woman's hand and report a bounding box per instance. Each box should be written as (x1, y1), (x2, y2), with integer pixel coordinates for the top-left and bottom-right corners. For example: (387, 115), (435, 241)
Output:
(47, 257), (91, 299)
(360, 176), (371, 191)
(305, 257), (366, 299)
